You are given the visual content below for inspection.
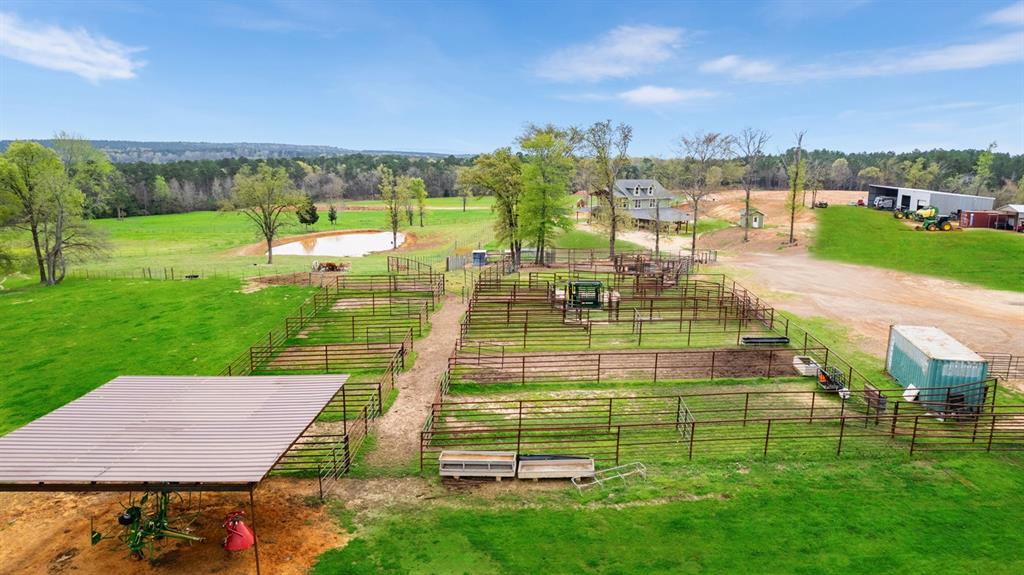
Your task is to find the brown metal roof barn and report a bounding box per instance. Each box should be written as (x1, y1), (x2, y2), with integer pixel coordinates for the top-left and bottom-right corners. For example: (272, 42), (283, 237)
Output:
(0, 375), (347, 492)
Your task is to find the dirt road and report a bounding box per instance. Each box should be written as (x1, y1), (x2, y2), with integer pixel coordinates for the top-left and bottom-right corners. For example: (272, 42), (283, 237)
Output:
(590, 189), (1024, 356)
(363, 295), (467, 468)
(720, 250), (1024, 356)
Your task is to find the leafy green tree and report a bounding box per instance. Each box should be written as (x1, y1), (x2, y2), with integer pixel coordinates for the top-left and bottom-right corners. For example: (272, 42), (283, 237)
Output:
(972, 143), (996, 195)
(830, 158), (852, 189)
(377, 165), (402, 249)
(1, 142), (66, 282)
(902, 158), (940, 189)
(520, 130), (575, 264)
(328, 204), (338, 226)
(455, 166), (474, 212)
(461, 149), (523, 266)
(397, 176), (415, 226)
(297, 195), (319, 229)
(408, 177), (428, 227)
(153, 175), (172, 213)
(857, 166), (883, 187)
(52, 132), (117, 218)
(233, 163), (301, 264)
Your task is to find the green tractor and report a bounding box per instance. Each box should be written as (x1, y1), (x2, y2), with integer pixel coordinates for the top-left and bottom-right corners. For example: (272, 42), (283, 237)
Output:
(893, 208), (915, 220)
(917, 214), (957, 232)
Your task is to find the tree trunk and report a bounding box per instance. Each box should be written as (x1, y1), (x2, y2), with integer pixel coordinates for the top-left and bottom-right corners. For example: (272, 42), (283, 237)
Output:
(266, 236), (274, 264)
(743, 188), (751, 242)
(607, 194), (617, 259)
(29, 221), (46, 284)
(690, 202), (700, 261)
(462, 197), (467, 212)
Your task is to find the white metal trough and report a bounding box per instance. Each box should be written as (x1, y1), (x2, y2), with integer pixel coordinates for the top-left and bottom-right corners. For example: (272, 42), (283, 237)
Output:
(438, 450), (516, 480)
(516, 455), (595, 481)
(792, 356), (820, 376)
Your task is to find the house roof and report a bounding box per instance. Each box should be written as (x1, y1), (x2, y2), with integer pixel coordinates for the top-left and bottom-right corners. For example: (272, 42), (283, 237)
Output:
(739, 208), (764, 216)
(998, 204), (1024, 214)
(613, 179), (673, 200)
(628, 207), (691, 223)
(0, 375), (347, 491)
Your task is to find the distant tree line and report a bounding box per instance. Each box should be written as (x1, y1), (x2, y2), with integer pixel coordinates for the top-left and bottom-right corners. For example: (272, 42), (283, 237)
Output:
(105, 154), (470, 218)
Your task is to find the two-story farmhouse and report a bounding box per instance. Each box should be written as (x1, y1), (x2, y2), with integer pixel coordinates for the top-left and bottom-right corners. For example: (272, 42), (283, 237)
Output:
(610, 179), (690, 230)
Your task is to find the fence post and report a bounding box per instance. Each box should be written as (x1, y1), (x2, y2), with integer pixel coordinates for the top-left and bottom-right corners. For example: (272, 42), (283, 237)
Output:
(809, 392), (816, 423)
(615, 426), (621, 465)
(763, 419), (772, 458)
(653, 353), (659, 383)
(909, 416), (920, 456)
(743, 393), (749, 427)
(342, 391), (348, 433)
(688, 421), (696, 460)
(710, 351), (715, 381)
(890, 401), (900, 438)
(987, 412), (997, 452)
(837, 416), (847, 456)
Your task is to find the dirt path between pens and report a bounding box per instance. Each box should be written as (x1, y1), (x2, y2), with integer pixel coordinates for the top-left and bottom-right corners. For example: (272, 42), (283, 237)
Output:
(363, 295), (466, 468)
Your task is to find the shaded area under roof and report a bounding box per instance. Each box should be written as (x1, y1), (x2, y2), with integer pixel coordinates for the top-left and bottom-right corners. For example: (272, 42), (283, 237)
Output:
(0, 375), (347, 492)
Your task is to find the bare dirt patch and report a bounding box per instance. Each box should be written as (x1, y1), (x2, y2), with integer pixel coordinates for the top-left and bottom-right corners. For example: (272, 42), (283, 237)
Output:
(691, 190), (1024, 356)
(362, 295), (468, 468)
(0, 478), (345, 575)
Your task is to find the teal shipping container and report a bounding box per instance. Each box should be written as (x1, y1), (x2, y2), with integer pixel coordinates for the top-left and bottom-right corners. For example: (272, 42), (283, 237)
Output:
(885, 325), (989, 409)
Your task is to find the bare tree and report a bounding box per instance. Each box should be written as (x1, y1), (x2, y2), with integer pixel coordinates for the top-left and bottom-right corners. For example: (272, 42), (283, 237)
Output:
(780, 131), (807, 245)
(736, 128), (771, 243)
(575, 120), (633, 258)
(807, 159), (829, 209)
(679, 132), (735, 259)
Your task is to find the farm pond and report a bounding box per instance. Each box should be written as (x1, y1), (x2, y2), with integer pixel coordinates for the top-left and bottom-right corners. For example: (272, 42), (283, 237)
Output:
(270, 231), (406, 257)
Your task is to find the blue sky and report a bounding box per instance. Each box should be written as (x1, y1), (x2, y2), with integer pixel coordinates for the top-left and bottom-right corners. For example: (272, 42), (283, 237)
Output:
(1, 0), (1022, 155)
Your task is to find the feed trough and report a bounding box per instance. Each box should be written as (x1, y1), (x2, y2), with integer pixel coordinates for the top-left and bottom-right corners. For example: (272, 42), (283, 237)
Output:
(438, 450), (516, 480)
(516, 455), (595, 481)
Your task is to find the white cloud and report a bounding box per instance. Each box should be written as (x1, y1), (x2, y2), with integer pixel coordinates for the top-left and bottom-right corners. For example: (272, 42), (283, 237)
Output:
(535, 24), (684, 82)
(0, 12), (144, 82)
(699, 55), (778, 81)
(617, 85), (716, 105)
(984, 1), (1024, 25)
(701, 32), (1024, 82)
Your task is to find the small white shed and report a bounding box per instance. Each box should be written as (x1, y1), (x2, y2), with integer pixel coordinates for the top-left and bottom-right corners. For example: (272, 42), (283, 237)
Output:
(739, 208), (764, 229)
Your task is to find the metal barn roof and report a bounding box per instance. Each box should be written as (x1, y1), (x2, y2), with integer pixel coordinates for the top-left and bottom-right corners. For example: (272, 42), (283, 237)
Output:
(891, 326), (985, 363)
(0, 375), (347, 491)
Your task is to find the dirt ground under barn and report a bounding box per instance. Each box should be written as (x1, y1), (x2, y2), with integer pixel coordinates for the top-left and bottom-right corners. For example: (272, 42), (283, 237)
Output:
(0, 479), (345, 575)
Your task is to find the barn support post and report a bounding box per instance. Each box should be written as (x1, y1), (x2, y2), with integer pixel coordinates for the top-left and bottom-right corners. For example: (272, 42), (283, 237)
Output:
(249, 487), (261, 575)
